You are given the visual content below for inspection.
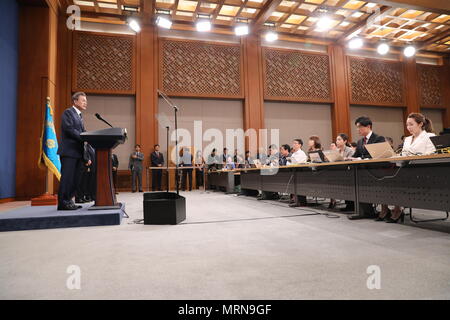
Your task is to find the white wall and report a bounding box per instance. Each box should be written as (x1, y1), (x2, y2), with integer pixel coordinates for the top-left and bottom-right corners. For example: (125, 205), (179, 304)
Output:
(264, 102), (333, 151)
(421, 108), (444, 134)
(83, 95), (135, 170)
(350, 105), (404, 147)
(157, 97), (244, 163)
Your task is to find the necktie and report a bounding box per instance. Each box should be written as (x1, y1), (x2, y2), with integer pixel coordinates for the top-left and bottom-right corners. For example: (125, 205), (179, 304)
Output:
(363, 137), (368, 145)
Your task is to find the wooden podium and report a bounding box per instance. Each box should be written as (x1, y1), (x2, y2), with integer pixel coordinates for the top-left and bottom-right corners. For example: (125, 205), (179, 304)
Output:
(80, 128), (126, 209)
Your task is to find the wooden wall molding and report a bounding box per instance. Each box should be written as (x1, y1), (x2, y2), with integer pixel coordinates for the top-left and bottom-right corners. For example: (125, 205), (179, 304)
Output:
(348, 56), (405, 107)
(263, 47), (333, 103)
(72, 31), (136, 94)
(159, 37), (244, 99)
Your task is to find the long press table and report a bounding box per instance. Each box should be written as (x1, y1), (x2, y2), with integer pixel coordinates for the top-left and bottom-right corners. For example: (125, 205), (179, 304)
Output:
(208, 154), (450, 220)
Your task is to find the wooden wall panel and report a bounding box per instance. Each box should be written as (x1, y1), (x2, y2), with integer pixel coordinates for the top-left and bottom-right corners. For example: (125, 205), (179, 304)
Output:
(16, 5), (52, 199)
(136, 24), (158, 190)
(442, 58), (450, 129)
(242, 35), (264, 153)
(263, 48), (332, 103)
(348, 56), (405, 107)
(417, 63), (443, 108)
(329, 45), (351, 141)
(159, 38), (243, 98)
(72, 31), (135, 94)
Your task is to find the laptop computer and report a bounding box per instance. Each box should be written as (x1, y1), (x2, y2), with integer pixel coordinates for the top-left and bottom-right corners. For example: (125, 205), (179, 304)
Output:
(323, 150), (344, 162)
(430, 135), (450, 149)
(308, 150), (326, 163)
(252, 159), (262, 168)
(365, 142), (397, 159)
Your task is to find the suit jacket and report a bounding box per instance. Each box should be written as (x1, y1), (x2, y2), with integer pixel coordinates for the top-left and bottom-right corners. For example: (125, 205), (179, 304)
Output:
(151, 151), (164, 167)
(83, 143), (95, 163)
(353, 132), (385, 159)
(129, 152), (144, 171)
(57, 107), (85, 158)
(112, 154), (119, 168)
(401, 131), (436, 156)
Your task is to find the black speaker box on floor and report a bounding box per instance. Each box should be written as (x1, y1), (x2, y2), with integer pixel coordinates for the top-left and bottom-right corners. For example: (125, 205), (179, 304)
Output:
(143, 192), (186, 225)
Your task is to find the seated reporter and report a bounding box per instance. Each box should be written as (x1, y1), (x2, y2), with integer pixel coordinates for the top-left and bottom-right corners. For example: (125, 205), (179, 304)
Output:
(287, 139), (308, 207)
(279, 144), (291, 166)
(344, 116), (385, 219)
(377, 113), (436, 223)
(257, 145), (280, 201)
(307, 135), (326, 162)
(336, 133), (354, 160)
(329, 133), (354, 209)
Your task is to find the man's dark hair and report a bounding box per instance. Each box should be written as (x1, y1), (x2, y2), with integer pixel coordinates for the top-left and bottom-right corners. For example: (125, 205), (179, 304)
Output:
(355, 116), (372, 128)
(72, 92), (86, 104)
(154, 144), (160, 148)
(281, 144), (291, 153)
(135, 144), (141, 148)
(294, 139), (303, 146)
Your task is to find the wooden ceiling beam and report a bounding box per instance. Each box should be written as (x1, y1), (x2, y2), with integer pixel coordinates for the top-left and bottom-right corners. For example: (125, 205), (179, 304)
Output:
(367, 0), (450, 15)
(418, 31), (450, 50)
(337, 6), (395, 42)
(252, 0), (284, 31)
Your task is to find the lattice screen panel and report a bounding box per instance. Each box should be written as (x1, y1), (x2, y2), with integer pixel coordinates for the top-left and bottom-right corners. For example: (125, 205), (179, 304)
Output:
(160, 39), (242, 98)
(417, 64), (442, 107)
(264, 48), (332, 102)
(348, 56), (404, 106)
(73, 32), (135, 94)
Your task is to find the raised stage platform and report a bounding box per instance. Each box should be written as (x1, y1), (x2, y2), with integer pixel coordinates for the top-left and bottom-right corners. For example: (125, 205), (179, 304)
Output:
(0, 203), (125, 232)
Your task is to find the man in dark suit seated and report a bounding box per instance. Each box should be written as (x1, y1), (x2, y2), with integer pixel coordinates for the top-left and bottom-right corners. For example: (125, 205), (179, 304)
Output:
(151, 144), (164, 191)
(342, 116), (385, 219)
(57, 92), (87, 210)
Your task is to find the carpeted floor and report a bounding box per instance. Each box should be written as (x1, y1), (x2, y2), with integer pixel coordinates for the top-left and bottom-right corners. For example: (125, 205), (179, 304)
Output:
(0, 191), (449, 300)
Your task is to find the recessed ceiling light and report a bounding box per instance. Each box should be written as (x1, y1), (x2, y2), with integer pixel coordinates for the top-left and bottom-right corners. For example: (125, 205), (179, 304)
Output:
(377, 43), (390, 55)
(235, 25), (249, 36)
(128, 19), (141, 33)
(403, 45), (416, 57)
(196, 20), (211, 32)
(316, 16), (332, 31)
(156, 16), (172, 29)
(265, 31), (278, 42)
(348, 37), (363, 49)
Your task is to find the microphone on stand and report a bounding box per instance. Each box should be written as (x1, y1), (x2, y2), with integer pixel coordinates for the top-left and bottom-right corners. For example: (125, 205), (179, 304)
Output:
(95, 113), (114, 128)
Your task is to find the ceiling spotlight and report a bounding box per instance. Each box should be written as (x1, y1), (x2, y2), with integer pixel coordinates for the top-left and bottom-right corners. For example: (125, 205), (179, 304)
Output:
(403, 45), (416, 57)
(156, 16), (172, 29)
(265, 31), (278, 42)
(316, 16), (332, 32)
(196, 15), (211, 32)
(377, 42), (390, 55)
(348, 37), (363, 49)
(128, 19), (141, 33)
(235, 25), (249, 36)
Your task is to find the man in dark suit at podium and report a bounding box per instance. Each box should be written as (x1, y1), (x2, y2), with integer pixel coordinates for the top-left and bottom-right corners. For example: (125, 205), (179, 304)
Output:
(151, 144), (164, 191)
(57, 92), (87, 210)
